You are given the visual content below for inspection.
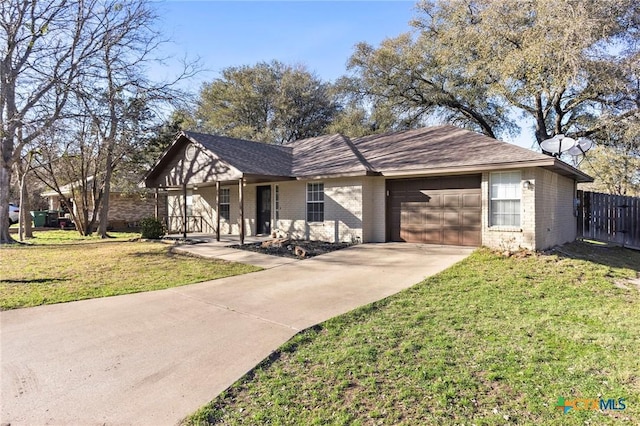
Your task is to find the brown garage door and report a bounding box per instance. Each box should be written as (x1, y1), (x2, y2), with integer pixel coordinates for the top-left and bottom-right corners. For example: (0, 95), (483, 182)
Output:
(387, 175), (482, 246)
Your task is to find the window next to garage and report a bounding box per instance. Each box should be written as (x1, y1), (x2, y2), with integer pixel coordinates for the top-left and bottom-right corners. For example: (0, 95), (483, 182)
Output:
(306, 182), (324, 222)
(490, 171), (521, 227)
(219, 188), (230, 220)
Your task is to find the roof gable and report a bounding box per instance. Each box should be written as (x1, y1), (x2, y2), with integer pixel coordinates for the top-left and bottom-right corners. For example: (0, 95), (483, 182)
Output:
(143, 133), (245, 187)
(184, 131), (293, 177)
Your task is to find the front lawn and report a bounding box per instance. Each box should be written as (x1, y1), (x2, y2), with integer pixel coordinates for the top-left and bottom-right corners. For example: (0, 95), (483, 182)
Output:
(186, 242), (640, 425)
(0, 231), (260, 310)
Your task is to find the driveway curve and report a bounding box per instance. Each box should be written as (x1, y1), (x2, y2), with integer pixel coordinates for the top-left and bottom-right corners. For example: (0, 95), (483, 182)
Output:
(1, 243), (473, 425)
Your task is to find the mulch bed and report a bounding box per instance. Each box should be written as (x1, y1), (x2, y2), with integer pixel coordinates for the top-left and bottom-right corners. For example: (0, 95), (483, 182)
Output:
(229, 239), (352, 259)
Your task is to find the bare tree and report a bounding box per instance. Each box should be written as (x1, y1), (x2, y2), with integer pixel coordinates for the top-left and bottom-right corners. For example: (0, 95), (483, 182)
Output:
(1, 0), (198, 241)
(0, 0), (107, 243)
(80, 0), (197, 237)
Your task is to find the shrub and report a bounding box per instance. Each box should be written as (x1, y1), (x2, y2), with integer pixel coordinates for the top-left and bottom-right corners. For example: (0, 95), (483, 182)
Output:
(140, 217), (165, 239)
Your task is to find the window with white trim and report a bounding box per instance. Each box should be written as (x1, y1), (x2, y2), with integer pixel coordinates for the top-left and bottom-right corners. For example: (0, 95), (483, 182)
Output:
(490, 171), (521, 227)
(306, 182), (324, 222)
(219, 188), (230, 221)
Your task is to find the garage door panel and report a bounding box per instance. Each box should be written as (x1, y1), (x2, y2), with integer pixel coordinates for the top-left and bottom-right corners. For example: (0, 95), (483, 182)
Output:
(443, 194), (460, 207)
(442, 230), (461, 245)
(462, 210), (479, 225)
(401, 227), (425, 243)
(388, 175), (481, 246)
(424, 212), (442, 225)
(463, 193), (481, 208)
(422, 229), (442, 244)
(443, 211), (461, 226)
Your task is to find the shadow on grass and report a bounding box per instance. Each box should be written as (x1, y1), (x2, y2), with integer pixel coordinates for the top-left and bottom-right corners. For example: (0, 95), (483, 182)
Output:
(549, 240), (640, 273)
(1, 278), (69, 284)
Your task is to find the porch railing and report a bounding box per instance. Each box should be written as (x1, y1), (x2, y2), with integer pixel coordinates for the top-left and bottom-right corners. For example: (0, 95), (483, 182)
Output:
(168, 215), (203, 233)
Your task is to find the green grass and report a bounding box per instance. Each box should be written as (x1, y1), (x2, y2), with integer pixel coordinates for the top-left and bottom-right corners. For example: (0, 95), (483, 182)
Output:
(0, 231), (260, 310)
(186, 242), (640, 425)
(8, 229), (141, 244)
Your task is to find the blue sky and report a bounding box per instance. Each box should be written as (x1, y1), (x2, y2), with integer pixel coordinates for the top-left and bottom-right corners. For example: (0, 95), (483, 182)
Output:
(150, 1), (534, 148)
(152, 1), (416, 84)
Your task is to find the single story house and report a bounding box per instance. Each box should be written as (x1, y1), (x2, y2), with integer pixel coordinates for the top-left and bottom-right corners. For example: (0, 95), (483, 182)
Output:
(141, 125), (592, 250)
(42, 177), (167, 230)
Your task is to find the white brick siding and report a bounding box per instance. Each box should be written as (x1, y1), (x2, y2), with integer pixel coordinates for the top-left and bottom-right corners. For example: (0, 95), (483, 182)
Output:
(362, 177), (386, 242)
(481, 168), (577, 250)
(275, 179), (364, 243)
(167, 168), (577, 250)
(534, 168), (577, 249)
(481, 169), (536, 250)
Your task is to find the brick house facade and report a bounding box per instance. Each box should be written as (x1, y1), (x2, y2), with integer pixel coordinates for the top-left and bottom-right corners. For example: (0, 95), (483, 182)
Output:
(144, 126), (592, 250)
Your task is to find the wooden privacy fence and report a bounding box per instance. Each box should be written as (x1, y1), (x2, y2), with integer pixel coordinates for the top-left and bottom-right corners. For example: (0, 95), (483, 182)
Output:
(577, 191), (640, 249)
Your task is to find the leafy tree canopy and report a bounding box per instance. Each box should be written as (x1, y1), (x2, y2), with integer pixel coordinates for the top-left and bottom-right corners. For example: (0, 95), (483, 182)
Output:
(579, 121), (640, 195)
(195, 61), (340, 144)
(346, 0), (640, 146)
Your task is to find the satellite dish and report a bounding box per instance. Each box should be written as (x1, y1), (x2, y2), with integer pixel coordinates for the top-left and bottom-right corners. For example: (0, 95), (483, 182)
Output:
(540, 134), (577, 156)
(567, 137), (594, 156)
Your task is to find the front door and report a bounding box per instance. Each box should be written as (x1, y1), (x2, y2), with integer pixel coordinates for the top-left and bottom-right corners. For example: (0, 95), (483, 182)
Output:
(256, 185), (271, 235)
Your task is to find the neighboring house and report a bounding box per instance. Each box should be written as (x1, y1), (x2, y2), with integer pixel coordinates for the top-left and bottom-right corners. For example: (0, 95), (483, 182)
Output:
(41, 178), (167, 230)
(141, 125), (592, 250)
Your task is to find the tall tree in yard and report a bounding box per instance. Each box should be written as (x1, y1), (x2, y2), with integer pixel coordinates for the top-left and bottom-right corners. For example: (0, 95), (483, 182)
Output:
(73, 0), (192, 238)
(1, 0), (197, 240)
(0, 0), (105, 243)
(196, 61), (339, 144)
(347, 0), (640, 146)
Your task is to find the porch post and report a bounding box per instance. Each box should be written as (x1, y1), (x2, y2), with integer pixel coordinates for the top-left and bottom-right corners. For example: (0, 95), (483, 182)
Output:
(182, 182), (188, 239)
(239, 177), (244, 245)
(154, 187), (159, 219)
(216, 181), (221, 242)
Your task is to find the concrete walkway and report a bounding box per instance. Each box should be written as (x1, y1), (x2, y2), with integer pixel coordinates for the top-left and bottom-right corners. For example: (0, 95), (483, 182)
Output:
(1, 243), (474, 425)
(170, 236), (300, 269)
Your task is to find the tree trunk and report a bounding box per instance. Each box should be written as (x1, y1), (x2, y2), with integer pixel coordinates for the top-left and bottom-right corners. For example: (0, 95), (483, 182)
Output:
(18, 158), (34, 240)
(18, 176), (32, 240)
(0, 161), (15, 244)
(98, 160), (113, 238)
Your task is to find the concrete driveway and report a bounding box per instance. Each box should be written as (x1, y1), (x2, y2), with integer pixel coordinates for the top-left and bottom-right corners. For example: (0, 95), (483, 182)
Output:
(1, 243), (473, 425)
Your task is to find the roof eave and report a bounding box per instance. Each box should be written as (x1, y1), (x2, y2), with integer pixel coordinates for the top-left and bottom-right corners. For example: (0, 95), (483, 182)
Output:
(546, 159), (593, 183)
(377, 160), (556, 177)
(294, 170), (381, 180)
(377, 158), (593, 182)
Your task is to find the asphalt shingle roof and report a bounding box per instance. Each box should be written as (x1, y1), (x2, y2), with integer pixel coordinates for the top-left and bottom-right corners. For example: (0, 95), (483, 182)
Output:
(286, 133), (373, 177)
(148, 125), (589, 183)
(350, 125), (550, 172)
(183, 131), (293, 177)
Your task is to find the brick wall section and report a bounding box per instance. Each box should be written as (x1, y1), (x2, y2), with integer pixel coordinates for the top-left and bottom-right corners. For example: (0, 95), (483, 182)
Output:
(481, 167), (577, 251)
(274, 180), (307, 239)
(325, 179), (364, 243)
(102, 193), (167, 230)
(274, 179), (364, 243)
(481, 169), (537, 250)
(47, 192), (167, 229)
(193, 187), (216, 233)
(362, 177), (386, 242)
(534, 168), (577, 249)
